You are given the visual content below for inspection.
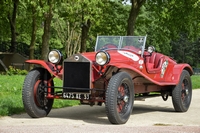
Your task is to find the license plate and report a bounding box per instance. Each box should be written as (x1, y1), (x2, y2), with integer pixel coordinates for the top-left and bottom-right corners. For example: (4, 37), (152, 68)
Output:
(63, 92), (90, 100)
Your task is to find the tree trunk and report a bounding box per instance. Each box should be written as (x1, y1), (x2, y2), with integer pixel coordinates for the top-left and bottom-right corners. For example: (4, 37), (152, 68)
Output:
(41, 3), (53, 60)
(8, 0), (19, 52)
(80, 19), (91, 53)
(29, 6), (37, 70)
(127, 0), (145, 36)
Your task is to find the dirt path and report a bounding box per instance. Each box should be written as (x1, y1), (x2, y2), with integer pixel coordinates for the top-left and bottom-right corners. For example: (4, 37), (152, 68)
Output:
(0, 89), (200, 133)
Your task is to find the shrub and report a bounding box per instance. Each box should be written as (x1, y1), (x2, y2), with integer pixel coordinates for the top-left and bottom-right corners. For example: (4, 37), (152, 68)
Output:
(6, 66), (28, 75)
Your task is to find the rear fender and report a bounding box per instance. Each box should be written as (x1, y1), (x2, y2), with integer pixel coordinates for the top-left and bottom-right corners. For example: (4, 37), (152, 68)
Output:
(26, 60), (63, 79)
(171, 64), (193, 84)
(107, 63), (193, 86)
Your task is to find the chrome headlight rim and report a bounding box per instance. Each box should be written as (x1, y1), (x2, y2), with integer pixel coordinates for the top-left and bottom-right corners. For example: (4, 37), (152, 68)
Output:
(95, 51), (110, 66)
(48, 49), (62, 64)
(147, 46), (155, 54)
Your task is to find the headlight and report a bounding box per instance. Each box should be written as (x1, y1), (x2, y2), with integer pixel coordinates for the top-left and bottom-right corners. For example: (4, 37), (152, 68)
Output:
(147, 46), (155, 53)
(48, 50), (62, 64)
(95, 51), (110, 66)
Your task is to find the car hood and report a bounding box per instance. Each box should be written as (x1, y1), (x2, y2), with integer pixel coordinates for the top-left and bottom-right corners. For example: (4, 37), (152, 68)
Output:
(81, 50), (142, 67)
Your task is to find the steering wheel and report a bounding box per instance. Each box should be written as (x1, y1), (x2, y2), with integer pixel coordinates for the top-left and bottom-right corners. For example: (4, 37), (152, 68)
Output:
(100, 43), (117, 50)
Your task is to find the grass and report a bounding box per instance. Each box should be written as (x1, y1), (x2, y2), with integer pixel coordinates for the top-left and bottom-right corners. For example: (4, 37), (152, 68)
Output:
(0, 74), (199, 117)
(0, 75), (25, 116)
(191, 75), (200, 89)
(0, 75), (79, 117)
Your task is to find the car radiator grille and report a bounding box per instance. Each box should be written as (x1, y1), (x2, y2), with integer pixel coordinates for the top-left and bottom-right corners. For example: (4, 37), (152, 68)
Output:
(63, 62), (90, 93)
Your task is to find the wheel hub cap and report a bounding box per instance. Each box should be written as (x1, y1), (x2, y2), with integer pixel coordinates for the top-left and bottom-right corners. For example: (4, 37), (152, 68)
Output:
(185, 89), (189, 95)
(123, 95), (129, 103)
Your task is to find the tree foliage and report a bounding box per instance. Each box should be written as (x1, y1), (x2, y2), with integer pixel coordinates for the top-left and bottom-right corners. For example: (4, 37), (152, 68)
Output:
(0, 0), (199, 67)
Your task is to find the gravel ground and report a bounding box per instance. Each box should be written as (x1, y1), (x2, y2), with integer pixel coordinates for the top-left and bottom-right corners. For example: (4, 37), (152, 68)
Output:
(0, 89), (200, 133)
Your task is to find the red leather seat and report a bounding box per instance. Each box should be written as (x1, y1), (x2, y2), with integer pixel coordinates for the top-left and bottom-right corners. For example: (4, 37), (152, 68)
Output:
(146, 53), (164, 73)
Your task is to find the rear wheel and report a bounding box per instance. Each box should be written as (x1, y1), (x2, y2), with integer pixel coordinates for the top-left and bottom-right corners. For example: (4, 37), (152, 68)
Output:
(22, 68), (54, 118)
(172, 70), (192, 112)
(105, 72), (134, 124)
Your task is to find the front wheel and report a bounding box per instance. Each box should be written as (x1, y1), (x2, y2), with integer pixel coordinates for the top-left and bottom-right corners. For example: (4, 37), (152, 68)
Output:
(172, 70), (192, 112)
(22, 68), (54, 118)
(105, 72), (134, 124)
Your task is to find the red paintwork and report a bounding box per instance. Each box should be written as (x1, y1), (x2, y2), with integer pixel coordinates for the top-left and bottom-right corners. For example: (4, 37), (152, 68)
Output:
(26, 49), (193, 88)
(26, 60), (63, 79)
(82, 50), (193, 86)
(26, 46), (193, 91)
(23, 35), (194, 118)
(26, 48), (193, 101)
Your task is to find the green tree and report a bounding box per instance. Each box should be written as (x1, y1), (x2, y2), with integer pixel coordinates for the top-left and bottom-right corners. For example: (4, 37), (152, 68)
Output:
(6, 0), (19, 52)
(40, 0), (54, 60)
(0, 0), (199, 68)
(23, 0), (40, 69)
(29, 3), (37, 64)
(0, 1), (11, 42)
(88, 0), (130, 51)
(75, 0), (103, 53)
(52, 0), (104, 54)
(126, 0), (146, 36)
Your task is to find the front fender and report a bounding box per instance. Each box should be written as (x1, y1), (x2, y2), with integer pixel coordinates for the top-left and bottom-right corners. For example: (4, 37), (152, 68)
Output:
(26, 60), (63, 79)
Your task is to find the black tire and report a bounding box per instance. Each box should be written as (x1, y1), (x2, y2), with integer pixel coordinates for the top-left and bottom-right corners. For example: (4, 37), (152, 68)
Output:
(172, 70), (192, 112)
(22, 67), (54, 118)
(105, 72), (134, 124)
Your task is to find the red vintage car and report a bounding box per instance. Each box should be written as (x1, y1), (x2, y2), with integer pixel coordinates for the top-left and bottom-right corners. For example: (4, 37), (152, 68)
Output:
(22, 36), (193, 124)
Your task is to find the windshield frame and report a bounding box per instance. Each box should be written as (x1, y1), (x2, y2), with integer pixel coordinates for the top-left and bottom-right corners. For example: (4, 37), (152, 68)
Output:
(95, 36), (147, 57)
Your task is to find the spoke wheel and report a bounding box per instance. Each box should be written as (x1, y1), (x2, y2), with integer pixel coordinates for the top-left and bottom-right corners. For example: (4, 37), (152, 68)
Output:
(105, 72), (134, 124)
(22, 68), (54, 118)
(172, 70), (192, 112)
(34, 80), (48, 109)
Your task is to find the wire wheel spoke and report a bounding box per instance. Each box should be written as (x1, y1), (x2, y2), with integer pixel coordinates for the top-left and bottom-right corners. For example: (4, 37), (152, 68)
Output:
(117, 83), (130, 114)
(34, 80), (47, 108)
(181, 79), (190, 105)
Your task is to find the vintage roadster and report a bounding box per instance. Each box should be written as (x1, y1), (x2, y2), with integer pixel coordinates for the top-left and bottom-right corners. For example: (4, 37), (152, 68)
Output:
(22, 36), (193, 124)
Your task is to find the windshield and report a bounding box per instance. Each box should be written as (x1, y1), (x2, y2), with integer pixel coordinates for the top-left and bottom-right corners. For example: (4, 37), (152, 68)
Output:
(95, 36), (147, 57)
